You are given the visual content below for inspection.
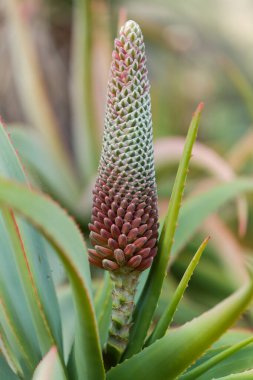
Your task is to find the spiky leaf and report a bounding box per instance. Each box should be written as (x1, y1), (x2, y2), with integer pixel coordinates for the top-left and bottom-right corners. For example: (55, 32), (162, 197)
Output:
(108, 279), (253, 380)
(123, 102), (203, 358)
(0, 177), (105, 380)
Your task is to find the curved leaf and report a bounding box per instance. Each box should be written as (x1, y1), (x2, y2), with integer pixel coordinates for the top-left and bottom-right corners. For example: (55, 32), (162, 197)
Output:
(0, 352), (19, 380)
(0, 121), (63, 369)
(123, 103), (203, 359)
(182, 329), (253, 380)
(32, 347), (67, 380)
(0, 300), (34, 378)
(172, 178), (253, 259)
(57, 286), (75, 363)
(3, 0), (76, 186)
(180, 335), (253, 379)
(71, 0), (99, 183)
(9, 126), (79, 211)
(202, 215), (247, 287)
(94, 272), (112, 347)
(0, 178), (105, 380)
(154, 136), (247, 236)
(214, 369), (253, 380)
(107, 279), (253, 380)
(2, 208), (61, 355)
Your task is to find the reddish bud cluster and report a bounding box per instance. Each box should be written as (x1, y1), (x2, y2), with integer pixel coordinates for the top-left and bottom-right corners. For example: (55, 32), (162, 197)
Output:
(88, 21), (159, 272)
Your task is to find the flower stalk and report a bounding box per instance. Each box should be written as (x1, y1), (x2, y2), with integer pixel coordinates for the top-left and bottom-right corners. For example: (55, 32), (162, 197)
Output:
(88, 20), (159, 364)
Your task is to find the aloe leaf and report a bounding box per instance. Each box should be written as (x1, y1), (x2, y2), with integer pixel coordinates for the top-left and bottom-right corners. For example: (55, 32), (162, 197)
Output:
(107, 278), (253, 380)
(154, 136), (248, 236)
(2, 208), (61, 355)
(71, 0), (99, 183)
(0, 216), (41, 375)
(94, 272), (112, 347)
(181, 330), (253, 380)
(172, 178), (253, 259)
(0, 327), (24, 378)
(57, 286), (75, 363)
(0, 122), (63, 366)
(3, 0), (77, 187)
(0, 352), (19, 380)
(32, 347), (67, 380)
(180, 335), (253, 379)
(123, 103), (203, 359)
(0, 301), (35, 378)
(214, 370), (253, 380)
(0, 178), (105, 380)
(146, 236), (209, 346)
(9, 126), (79, 210)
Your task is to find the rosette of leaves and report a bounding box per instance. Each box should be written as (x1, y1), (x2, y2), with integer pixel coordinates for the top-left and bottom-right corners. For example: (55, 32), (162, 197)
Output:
(1, 19), (253, 380)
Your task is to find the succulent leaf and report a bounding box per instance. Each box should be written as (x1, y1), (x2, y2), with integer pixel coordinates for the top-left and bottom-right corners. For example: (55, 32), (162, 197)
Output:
(0, 177), (105, 379)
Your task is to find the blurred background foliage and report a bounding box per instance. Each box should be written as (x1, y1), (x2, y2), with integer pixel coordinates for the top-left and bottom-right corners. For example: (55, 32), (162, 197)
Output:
(1, 0), (253, 326)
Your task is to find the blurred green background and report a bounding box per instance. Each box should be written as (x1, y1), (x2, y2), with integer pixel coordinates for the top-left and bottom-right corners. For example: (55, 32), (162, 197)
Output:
(1, 0), (253, 325)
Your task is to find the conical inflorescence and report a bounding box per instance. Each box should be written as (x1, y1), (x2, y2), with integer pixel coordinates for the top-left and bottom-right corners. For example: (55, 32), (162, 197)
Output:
(88, 20), (159, 273)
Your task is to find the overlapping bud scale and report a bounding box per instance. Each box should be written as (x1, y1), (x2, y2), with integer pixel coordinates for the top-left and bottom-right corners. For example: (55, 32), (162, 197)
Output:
(88, 20), (159, 272)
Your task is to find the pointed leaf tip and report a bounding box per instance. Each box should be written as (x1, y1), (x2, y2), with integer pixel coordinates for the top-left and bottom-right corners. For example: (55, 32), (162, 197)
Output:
(194, 102), (204, 116)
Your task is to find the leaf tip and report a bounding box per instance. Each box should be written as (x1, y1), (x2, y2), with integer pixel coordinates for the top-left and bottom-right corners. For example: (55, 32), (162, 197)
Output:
(194, 102), (204, 116)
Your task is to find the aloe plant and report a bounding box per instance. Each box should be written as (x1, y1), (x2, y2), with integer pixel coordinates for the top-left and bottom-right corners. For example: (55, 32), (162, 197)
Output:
(1, 19), (253, 380)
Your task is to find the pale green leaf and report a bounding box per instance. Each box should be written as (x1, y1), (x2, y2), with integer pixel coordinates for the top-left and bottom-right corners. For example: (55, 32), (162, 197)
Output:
(0, 121), (63, 368)
(172, 178), (253, 259)
(214, 370), (253, 380)
(0, 302), (34, 379)
(94, 272), (112, 347)
(107, 279), (253, 380)
(9, 127), (79, 211)
(0, 178), (105, 380)
(71, 0), (99, 183)
(123, 103), (203, 359)
(57, 286), (75, 363)
(180, 336), (253, 379)
(181, 330), (253, 379)
(2, 207), (63, 357)
(0, 352), (19, 380)
(3, 0), (77, 186)
(32, 347), (67, 380)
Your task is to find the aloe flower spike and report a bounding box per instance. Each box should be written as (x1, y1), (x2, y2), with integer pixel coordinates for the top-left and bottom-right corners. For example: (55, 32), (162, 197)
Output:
(88, 20), (159, 365)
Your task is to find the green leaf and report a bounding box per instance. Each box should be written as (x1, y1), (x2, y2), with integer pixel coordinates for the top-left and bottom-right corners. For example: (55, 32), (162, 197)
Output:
(181, 330), (253, 379)
(0, 300), (34, 378)
(3, 1), (77, 187)
(123, 103), (204, 359)
(0, 178), (105, 380)
(71, 0), (99, 183)
(0, 218), (40, 378)
(214, 370), (253, 380)
(146, 236), (209, 346)
(9, 126), (79, 211)
(0, 352), (19, 380)
(57, 286), (75, 364)
(94, 273), (112, 347)
(107, 278), (253, 380)
(172, 178), (253, 259)
(0, 121), (63, 369)
(180, 335), (253, 379)
(2, 207), (63, 355)
(32, 347), (67, 380)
